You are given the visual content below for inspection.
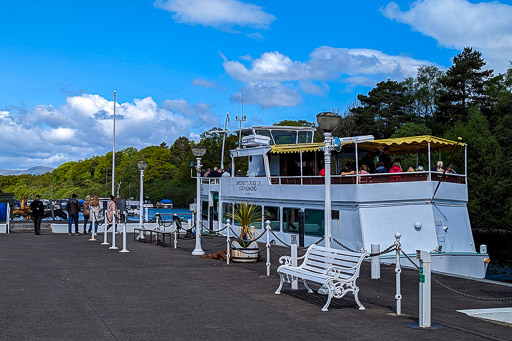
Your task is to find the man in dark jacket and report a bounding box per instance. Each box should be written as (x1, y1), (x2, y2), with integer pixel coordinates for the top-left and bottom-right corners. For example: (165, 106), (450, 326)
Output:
(30, 195), (44, 235)
(66, 194), (80, 235)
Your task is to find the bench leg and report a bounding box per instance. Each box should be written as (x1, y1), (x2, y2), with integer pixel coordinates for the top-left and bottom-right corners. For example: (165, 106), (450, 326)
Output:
(354, 287), (365, 310)
(275, 274), (285, 294)
(303, 280), (313, 294)
(322, 289), (333, 312)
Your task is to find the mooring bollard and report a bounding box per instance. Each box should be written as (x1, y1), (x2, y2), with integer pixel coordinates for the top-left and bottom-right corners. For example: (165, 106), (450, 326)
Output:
(371, 244), (380, 279)
(109, 214), (118, 250)
(89, 212), (96, 242)
(120, 220), (129, 253)
(416, 249), (432, 328)
(291, 235), (298, 290)
(395, 232), (402, 315)
(101, 211), (109, 245)
(266, 221), (271, 276)
(226, 219), (231, 265)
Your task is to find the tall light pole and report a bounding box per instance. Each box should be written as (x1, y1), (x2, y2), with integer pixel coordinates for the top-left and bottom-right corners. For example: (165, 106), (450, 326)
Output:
(191, 145), (206, 255)
(137, 160), (147, 240)
(112, 91), (116, 197)
(316, 112), (341, 248)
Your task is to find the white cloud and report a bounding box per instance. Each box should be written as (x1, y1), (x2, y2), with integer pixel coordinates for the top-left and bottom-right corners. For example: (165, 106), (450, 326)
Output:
(381, 0), (512, 71)
(0, 94), (218, 169)
(299, 81), (329, 96)
(224, 48), (431, 83)
(230, 81), (302, 109)
(192, 78), (219, 89)
(222, 47), (434, 108)
(154, 0), (275, 30)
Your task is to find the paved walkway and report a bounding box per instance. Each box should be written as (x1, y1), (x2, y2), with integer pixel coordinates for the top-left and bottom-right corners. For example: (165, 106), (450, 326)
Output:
(0, 233), (511, 340)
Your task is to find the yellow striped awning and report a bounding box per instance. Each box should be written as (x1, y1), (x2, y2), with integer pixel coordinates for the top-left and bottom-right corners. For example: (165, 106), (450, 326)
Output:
(350, 135), (465, 154)
(270, 143), (324, 154)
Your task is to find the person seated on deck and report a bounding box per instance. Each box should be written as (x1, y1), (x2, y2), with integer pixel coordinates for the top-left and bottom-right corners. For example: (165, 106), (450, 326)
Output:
(374, 161), (387, 173)
(389, 161), (402, 173)
(446, 164), (456, 174)
(210, 167), (221, 177)
(407, 166), (415, 172)
(341, 163), (356, 176)
(235, 169), (244, 177)
(319, 168), (325, 176)
(416, 165), (424, 172)
(436, 161), (445, 172)
(358, 164), (369, 183)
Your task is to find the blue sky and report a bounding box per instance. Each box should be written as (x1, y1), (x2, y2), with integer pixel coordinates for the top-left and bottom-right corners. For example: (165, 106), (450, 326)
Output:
(1, 0), (511, 169)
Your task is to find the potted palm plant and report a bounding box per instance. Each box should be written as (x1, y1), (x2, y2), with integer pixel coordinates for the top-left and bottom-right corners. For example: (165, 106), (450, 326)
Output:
(227, 202), (262, 263)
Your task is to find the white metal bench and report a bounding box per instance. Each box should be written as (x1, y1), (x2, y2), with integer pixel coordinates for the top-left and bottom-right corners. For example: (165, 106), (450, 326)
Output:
(275, 244), (368, 311)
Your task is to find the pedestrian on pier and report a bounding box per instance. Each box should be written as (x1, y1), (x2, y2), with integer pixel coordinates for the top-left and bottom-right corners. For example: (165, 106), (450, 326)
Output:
(29, 195), (44, 235)
(88, 195), (100, 234)
(66, 194), (80, 235)
(106, 195), (119, 231)
(82, 195), (91, 234)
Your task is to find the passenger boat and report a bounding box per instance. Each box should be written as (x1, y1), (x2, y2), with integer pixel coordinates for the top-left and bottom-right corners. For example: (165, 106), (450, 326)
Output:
(156, 199), (173, 209)
(199, 125), (489, 279)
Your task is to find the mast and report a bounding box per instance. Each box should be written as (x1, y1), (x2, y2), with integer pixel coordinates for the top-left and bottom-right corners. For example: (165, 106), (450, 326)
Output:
(221, 112), (230, 170)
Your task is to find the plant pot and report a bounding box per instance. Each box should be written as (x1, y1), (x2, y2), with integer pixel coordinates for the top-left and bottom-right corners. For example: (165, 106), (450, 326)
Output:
(230, 240), (259, 263)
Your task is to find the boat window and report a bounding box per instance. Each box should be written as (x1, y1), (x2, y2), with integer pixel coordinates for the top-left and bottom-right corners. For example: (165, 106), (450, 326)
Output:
(283, 207), (300, 233)
(222, 203), (233, 224)
(304, 209), (324, 236)
(253, 205), (262, 229)
(201, 201), (209, 220)
(264, 206), (280, 231)
(298, 131), (313, 144)
(271, 130), (297, 145)
(255, 130), (273, 144)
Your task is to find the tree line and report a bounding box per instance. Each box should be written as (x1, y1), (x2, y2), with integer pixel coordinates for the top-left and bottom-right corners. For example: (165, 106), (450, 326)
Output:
(0, 47), (510, 230)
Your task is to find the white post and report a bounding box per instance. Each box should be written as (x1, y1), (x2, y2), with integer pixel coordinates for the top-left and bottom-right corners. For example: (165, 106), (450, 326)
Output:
(428, 142), (431, 181)
(109, 213), (118, 250)
(291, 235), (298, 290)
(192, 156), (205, 255)
(323, 132), (332, 248)
(173, 222), (178, 249)
(138, 169), (145, 240)
(112, 91), (116, 197)
(355, 141), (359, 184)
(120, 219), (129, 253)
(417, 250), (432, 328)
(101, 210), (109, 245)
(89, 211), (96, 241)
(226, 219), (231, 265)
(464, 145), (468, 184)
(6, 203), (10, 233)
(371, 244), (380, 279)
(266, 220), (271, 276)
(145, 207), (149, 223)
(395, 232), (402, 316)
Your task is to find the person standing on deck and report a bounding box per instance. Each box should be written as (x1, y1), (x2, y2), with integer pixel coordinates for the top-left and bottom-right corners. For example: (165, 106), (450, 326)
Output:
(82, 195), (91, 234)
(29, 195), (44, 235)
(66, 194), (80, 235)
(106, 195), (119, 231)
(88, 195), (101, 234)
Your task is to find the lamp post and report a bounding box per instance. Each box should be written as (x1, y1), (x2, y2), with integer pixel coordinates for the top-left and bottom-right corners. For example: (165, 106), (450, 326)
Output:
(316, 111), (341, 248)
(191, 145), (206, 255)
(137, 160), (147, 240)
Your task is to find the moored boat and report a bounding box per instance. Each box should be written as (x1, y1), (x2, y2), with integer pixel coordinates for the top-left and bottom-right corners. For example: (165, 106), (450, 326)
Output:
(198, 125), (489, 279)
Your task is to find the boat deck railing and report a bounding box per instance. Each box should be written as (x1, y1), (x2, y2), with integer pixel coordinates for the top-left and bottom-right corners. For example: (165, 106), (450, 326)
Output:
(269, 171), (465, 185)
(200, 172), (465, 186)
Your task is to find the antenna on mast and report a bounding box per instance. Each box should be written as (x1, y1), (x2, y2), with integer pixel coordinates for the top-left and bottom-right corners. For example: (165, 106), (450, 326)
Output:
(220, 112), (230, 169)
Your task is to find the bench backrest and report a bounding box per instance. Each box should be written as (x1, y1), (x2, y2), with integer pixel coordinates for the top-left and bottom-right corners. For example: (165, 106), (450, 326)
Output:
(301, 244), (367, 279)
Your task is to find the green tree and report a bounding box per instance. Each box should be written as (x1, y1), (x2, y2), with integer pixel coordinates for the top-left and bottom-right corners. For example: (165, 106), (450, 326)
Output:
(436, 47), (493, 128)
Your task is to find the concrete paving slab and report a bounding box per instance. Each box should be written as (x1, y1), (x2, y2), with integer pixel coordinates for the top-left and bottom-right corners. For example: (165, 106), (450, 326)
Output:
(0, 233), (511, 340)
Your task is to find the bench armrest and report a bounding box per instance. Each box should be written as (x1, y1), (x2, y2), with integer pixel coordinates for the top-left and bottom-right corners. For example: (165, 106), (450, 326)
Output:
(279, 254), (306, 266)
(326, 265), (357, 280)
